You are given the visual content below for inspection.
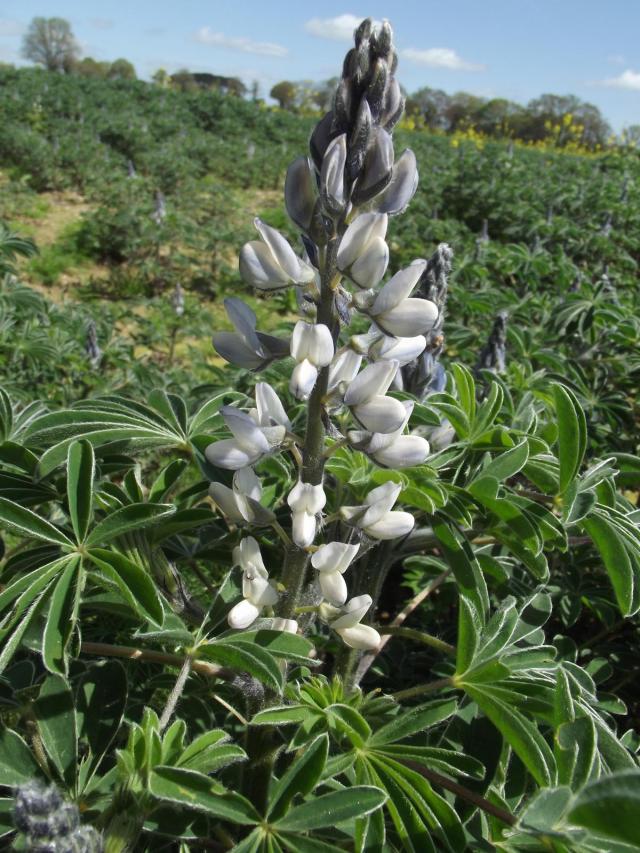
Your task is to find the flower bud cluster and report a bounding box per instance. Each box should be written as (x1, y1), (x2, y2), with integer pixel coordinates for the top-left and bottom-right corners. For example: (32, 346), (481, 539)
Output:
(13, 781), (103, 852)
(206, 18), (452, 652)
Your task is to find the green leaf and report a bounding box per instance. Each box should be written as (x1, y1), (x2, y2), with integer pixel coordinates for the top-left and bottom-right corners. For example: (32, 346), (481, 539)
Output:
(88, 548), (163, 625)
(553, 384), (587, 494)
(43, 555), (82, 675)
(251, 705), (315, 727)
(268, 735), (328, 820)
(0, 497), (73, 547)
(432, 519), (488, 618)
(582, 515), (636, 616)
(149, 766), (260, 824)
(85, 502), (176, 547)
(465, 685), (556, 786)
(66, 440), (95, 544)
(276, 786), (386, 832)
(327, 704), (371, 748)
(369, 699), (458, 746)
(177, 730), (246, 774)
(233, 630), (318, 665)
(76, 661), (127, 773)
(34, 674), (77, 789)
(148, 459), (189, 502)
(456, 595), (482, 674)
(0, 726), (41, 785)
(476, 439), (529, 483)
(201, 639), (283, 693)
(568, 771), (640, 847)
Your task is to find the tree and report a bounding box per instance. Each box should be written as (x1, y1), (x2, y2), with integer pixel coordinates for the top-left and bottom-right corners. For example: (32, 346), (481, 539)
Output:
(21, 17), (80, 72)
(72, 57), (110, 79)
(270, 80), (296, 110)
(108, 58), (136, 81)
(406, 86), (450, 130)
(152, 68), (169, 88)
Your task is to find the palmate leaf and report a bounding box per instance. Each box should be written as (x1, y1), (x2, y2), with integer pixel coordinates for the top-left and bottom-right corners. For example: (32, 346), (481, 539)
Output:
(0, 496), (73, 547)
(553, 383), (587, 494)
(149, 766), (261, 824)
(66, 440), (95, 543)
(42, 554), (82, 675)
(275, 786), (387, 832)
(85, 502), (176, 547)
(581, 511), (640, 616)
(34, 674), (78, 790)
(87, 548), (164, 624)
(268, 735), (328, 821)
(199, 638), (283, 693)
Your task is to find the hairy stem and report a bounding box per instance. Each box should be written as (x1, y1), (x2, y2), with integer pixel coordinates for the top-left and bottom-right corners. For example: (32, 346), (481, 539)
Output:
(378, 625), (456, 657)
(398, 760), (516, 827)
(80, 641), (233, 680)
(278, 238), (338, 618)
(392, 676), (454, 702)
(158, 655), (192, 732)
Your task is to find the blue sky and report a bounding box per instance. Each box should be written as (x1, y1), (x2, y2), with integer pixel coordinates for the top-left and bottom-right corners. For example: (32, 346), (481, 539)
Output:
(0, 1), (638, 130)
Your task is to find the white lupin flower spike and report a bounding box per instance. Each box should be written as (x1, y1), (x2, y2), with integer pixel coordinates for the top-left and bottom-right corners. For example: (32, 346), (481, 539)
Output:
(348, 401), (430, 469)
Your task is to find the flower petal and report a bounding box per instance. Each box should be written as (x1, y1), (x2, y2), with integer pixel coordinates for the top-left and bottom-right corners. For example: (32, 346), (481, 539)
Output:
(228, 599), (261, 630)
(374, 299), (439, 338)
(365, 510), (415, 540)
(311, 541), (360, 573)
(290, 359), (318, 401)
(372, 261), (427, 315)
(352, 395), (407, 433)
(205, 439), (262, 470)
(330, 594), (372, 629)
(337, 212), (388, 271)
(373, 435), (430, 469)
(350, 236), (389, 289)
(255, 383), (291, 430)
(377, 149), (419, 215)
(239, 240), (290, 289)
(208, 483), (244, 522)
(319, 571), (348, 605)
(254, 218), (302, 281)
(336, 623), (381, 650)
(292, 511), (317, 548)
(344, 360), (398, 406)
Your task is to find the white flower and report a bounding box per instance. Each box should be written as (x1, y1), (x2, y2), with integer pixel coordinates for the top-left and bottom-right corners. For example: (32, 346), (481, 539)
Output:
(311, 541), (360, 605)
(348, 401), (430, 469)
(337, 212), (389, 289)
(327, 348), (362, 397)
(369, 333), (426, 366)
(271, 617), (299, 634)
(329, 594), (381, 650)
(320, 134), (347, 214)
(239, 218), (315, 290)
(209, 467), (275, 526)
(340, 481), (414, 540)
(343, 360), (407, 433)
(288, 480), (327, 548)
(212, 297), (289, 370)
(227, 537), (278, 629)
(360, 261), (439, 337)
(290, 321), (334, 400)
(205, 383), (288, 471)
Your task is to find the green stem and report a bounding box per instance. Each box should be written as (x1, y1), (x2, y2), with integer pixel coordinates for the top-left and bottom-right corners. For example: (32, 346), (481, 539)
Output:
(379, 626), (456, 657)
(278, 238), (338, 618)
(392, 677), (454, 702)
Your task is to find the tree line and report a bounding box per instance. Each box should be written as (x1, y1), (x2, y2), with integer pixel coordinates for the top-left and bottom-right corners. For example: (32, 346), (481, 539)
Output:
(16, 16), (639, 149)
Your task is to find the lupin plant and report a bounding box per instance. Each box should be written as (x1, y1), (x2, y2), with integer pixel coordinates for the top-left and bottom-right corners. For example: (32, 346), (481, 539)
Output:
(1, 16), (640, 853)
(207, 17), (437, 651)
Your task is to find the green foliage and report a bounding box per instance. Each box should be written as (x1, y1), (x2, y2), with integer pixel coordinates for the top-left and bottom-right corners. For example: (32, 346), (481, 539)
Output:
(0, 60), (639, 853)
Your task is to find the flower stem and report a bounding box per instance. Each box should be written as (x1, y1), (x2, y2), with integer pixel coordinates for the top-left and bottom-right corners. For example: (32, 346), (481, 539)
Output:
(378, 625), (456, 657)
(392, 676), (454, 702)
(158, 655), (192, 732)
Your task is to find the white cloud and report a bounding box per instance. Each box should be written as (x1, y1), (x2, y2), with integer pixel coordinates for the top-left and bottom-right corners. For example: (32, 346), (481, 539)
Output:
(90, 18), (115, 31)
(194, 27), (287, 58)
(0, 18), (24, 37)
(601, 69), (640, 90)
(304, 14), (380, 41)
(402, 47), (485, 72)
